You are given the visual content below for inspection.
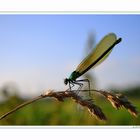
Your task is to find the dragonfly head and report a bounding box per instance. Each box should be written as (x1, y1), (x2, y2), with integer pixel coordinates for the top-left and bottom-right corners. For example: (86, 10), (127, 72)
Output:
(64, 78), (69, 85)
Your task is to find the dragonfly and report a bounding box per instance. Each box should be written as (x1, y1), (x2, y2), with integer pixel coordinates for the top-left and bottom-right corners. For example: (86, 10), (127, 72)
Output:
(64, 33), (122, 95)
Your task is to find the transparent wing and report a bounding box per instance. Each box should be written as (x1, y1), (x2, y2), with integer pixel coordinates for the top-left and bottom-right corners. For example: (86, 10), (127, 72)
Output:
(76, 33), (117, 74)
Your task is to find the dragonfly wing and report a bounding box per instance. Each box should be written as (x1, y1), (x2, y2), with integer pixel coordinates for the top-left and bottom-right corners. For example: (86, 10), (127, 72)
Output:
(76, 33), (117, 74)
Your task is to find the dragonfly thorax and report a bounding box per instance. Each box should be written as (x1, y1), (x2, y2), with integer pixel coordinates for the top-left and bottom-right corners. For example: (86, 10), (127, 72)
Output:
(64, 71), (80, 85)
(69, 71), (80, 81)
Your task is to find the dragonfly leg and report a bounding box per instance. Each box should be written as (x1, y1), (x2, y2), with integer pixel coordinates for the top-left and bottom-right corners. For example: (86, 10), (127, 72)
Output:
(66, 81), (75, 91)
(77, 83), (83, 95)
(72, 81), (83, 95)
(76, 79), (91, 97)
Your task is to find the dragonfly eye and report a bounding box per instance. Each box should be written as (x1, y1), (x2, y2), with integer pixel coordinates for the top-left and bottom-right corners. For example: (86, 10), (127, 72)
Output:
(64, 78), (68, 85)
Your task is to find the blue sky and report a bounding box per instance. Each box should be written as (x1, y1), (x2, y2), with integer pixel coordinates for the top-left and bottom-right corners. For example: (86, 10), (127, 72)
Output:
(0, 14), (140, 96)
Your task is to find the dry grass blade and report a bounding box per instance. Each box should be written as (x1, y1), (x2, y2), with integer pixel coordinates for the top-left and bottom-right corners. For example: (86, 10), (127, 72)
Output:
(0, 90), (106, 121)
(0, 89), (138, 121)
(116, 94), (138, 117)
(45, 90), (107, 121)
(88, 104), (107, 120)
(98, 90), (138, 117)
(73, 97), (107, 120)
(99, 90), (122, 109)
